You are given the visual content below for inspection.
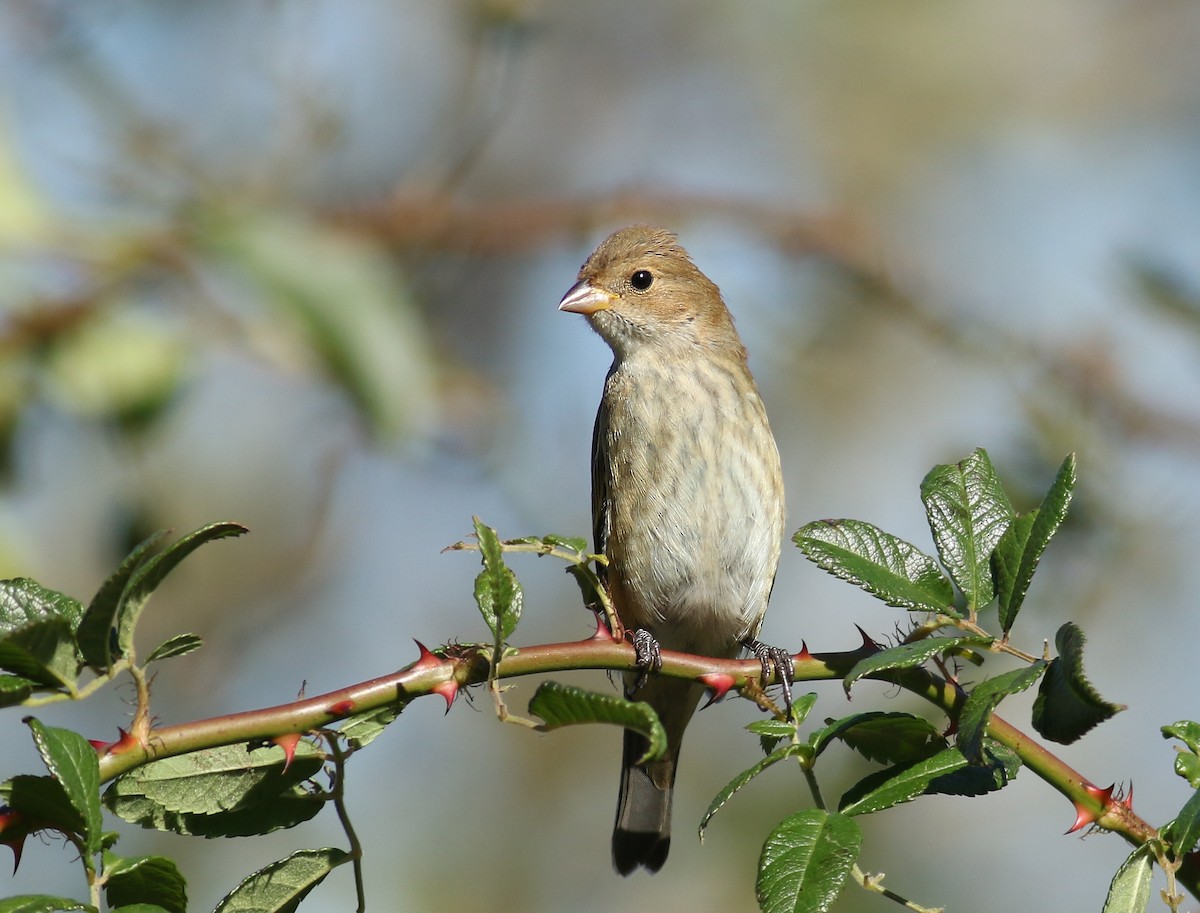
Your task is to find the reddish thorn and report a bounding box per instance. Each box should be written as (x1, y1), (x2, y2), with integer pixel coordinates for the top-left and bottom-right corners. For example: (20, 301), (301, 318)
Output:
(327, 699), (355, 716)
(89, 727), (139, 756)
(589, 612), (618, 642)
(698, 673), (736, 709)
(0, 809), (25, 875)
(1119, 782), (1133, 810)
(1067, 782), (1116, 833)
(855, 625), (880, 650)
(109, 728), (139, 755)
(431, 679), (459, 711)
(3, 835), (23, 874)
(794, 641), (812, 662)
(272, 733), (303, 772)
(412, 639), (454, 672)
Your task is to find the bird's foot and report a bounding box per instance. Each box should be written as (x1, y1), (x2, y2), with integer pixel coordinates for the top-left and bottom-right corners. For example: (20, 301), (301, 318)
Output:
(744, 639), (795, 713)
(629, 628), (663, 693)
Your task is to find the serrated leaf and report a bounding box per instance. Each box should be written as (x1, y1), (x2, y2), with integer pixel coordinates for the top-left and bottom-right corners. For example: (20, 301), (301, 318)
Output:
(920, 449), (1014, 612)
(214, 848), (351, 913)
(337, 704), (402, 751)
(78, 531), (169, 668)
(756, 809), (861, 913)
(1101, 843), (1154, 913)
(144, 634), (203, 664)
(116, 523), (248, 657)
(1032, 622), (1124, 744)
(471, 518), (523, 644)
(528, 682), (666, 763)
(794, 520), (954, 614)
(700, 743), (809, 841)
(0, 898), (93, 913)
(104, 743), (325, 838)
(104, 854), (187, 913)
(813, 712), (948, 766)
(27, 719), (102, 852)
(842, 636), (992, 692)
(957, 663), (1046, 761)
(839, 747), (969, 816)
(992, 453), (1075, 631)
(1163, 788), (1200, 858)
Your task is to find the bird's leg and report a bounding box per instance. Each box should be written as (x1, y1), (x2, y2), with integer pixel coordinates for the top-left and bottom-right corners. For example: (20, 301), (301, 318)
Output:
(629, 628), (663, 693)
(743, 639), (795, 714)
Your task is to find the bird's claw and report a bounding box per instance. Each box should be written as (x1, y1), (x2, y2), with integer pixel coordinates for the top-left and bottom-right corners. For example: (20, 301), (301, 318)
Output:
(630, 628), (663, 693)
(744, 639), (795, 714)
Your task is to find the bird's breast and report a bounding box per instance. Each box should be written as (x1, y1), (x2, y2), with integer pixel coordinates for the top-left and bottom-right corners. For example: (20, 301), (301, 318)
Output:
(601, 355), (784, 654)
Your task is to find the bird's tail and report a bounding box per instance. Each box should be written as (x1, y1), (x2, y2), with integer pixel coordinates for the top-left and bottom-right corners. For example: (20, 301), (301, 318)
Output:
(612, 727), (675, 875)
(612, 678), (704, 874)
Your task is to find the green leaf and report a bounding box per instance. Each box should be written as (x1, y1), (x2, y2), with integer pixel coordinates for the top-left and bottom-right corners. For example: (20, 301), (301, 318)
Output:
(77, 531), (168, 668)
(813, 712), (948, 766)
(920, 449), (1014, 612)
(0, 898), (93, 913)
(925, 739), (1021, 796)
(0, 579), (85, 689)
(756, 809), (861, 913)
(104, 743), (325, 838)
(1175, 754), (1200, 790)
(842, 636), (992, 693)
(115, 523), (248, 657)
(213, 848), (351, 913)
(1032, 622), (1125, 744)
(1163, 720), (1200, 756)
(957, 663), (1046, 762)
(104, 854), (187, 913)
(793, 520), (954, 614)
(0, 618), (80, 689)
(528, 682), (666, 763)
(1101, 843), (1154, 913)
(1163, 788), (1200, 858)
(27, 719), (102, 853)
(839, 747), (969, 816)
(700, 744), (809, 841)
(471, 518), (523, 645)
(0, 578), (86, 634)
(3, 774), (87, 836)
(539, 533), (589, 553)
(750, 693), (817, 753)
(0, 672), (35, 707)
(992, 453), (1075, 632)
(144, 634), (203, 664)
(337, 704), (403, 751)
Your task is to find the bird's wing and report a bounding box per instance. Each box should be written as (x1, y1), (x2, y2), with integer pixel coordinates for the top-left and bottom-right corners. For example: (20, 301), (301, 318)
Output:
(589, 391), (611, 588)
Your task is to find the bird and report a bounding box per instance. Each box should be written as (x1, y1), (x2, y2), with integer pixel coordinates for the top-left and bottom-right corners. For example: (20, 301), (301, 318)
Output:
(558, 225), (787, 875)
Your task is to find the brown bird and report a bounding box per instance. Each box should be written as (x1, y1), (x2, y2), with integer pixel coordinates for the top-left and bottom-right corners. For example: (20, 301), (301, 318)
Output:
(559, 225), (787, 875)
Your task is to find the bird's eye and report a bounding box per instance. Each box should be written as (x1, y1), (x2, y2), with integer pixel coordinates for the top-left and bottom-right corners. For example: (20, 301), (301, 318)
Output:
(630, 269), (654, 291)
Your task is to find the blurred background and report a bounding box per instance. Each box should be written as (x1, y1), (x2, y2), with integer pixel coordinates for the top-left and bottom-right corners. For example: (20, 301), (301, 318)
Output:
(2, 1), (1200, 910)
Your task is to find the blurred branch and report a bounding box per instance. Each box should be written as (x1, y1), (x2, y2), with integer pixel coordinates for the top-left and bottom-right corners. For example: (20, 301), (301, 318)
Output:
(328, 188), (869, 264)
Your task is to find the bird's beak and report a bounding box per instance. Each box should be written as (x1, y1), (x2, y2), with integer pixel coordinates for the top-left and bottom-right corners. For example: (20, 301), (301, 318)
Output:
(558, 281), (616, 315)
